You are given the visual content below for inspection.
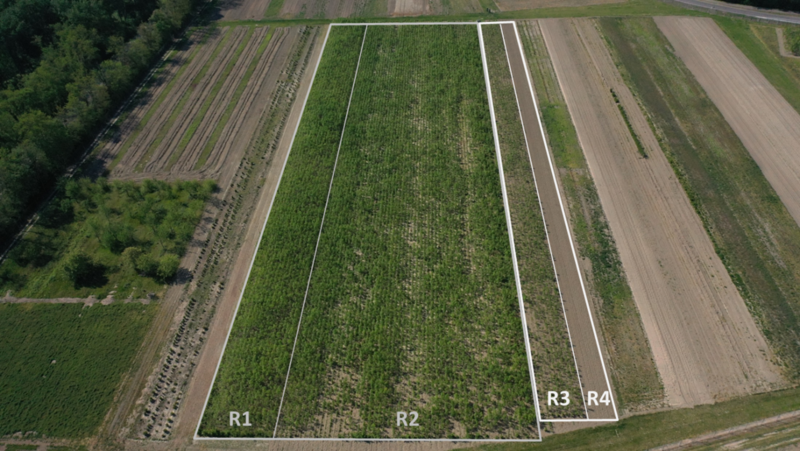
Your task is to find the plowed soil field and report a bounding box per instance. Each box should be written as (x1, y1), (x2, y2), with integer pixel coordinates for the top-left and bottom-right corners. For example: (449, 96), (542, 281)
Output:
(541, 18), (783, 408)
(655, 17), (800, 228)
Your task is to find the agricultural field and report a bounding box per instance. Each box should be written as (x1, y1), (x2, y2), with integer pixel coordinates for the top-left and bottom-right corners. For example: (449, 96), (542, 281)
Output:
(0, 302), (156, 438)
(540, 17), (783, 409)
(200, 24), (542, 440)
(598, 16), (800, 381)
(516, 19), (662, 412)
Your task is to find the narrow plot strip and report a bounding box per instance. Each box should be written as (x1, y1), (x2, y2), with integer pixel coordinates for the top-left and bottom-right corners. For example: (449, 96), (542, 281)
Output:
(272, 25), (369, 438)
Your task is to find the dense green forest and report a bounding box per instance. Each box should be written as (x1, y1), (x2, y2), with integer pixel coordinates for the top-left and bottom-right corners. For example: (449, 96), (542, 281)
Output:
(723, 0), (800, 13)
(0, 0), (198, 250)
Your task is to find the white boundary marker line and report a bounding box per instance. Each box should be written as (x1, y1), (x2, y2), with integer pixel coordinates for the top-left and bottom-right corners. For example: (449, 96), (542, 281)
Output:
(511, 21), (619, 422)
(478, 23), (543, 442)
(193, 24), (334, 440)
(498, 22), (589, 420)
(271, 24), (369, 438)
(332, 21), (477, 25)
(195, 22), (546, 442)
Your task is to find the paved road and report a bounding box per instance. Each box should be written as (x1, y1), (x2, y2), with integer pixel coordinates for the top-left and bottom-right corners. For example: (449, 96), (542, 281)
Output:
(669, 0), (800, 25)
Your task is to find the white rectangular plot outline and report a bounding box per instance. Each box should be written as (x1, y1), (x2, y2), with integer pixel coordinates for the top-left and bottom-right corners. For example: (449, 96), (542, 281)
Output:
(194, 21), (575, 442)
(484, 20), (620, 422)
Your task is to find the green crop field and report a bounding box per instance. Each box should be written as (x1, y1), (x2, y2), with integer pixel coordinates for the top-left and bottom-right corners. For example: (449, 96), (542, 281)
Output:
(599, 17), (800, 379)
(0, 302), (156, 438)
(482, 24), (584, 420)
(200, 24), (539, 440)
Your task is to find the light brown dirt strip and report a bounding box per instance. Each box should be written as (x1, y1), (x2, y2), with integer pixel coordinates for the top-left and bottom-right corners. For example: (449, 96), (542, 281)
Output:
(390, 0), (430, 16)
(168, 26), (269, 173)
(541, 17), (784, 408)
(144, 27), (248, 173)
(656, 17), (800, 228)
(500, 22), (615, 420)
(111, 29), (228, 176)
(171, 26), (325, 446)
(201, 29), (294, 183)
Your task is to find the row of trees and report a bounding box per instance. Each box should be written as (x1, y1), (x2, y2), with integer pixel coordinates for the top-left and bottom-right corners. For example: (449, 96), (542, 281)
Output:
(0, 0), (198, 249)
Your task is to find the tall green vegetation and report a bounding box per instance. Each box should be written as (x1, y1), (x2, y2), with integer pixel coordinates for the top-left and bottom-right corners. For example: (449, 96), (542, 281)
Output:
(0, 302), (156, 438)
(0, 0), (199, 251)
(482, 24), (583, 419)
(0, 178), (215, 298)
(199, 25), (367, 438)
(518, 20), (663, 410)
(276, 24), (535, 439)
(600, 17), (800, 378)
(202, 24), (537, 439)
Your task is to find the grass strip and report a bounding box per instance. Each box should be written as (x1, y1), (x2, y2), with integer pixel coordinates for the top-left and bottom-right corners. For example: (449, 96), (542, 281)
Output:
(166, 26), (256, 171)
(483, 23), (584, 420)
(264, 0), (285, 18)
(600, 17), (800, 378)
(198, 25), (367, 437)
(518, 20), (663, 411)
(193, 28), (275, 170)
(474, 385), (800, 451)
(610, 88), (647, 158)
(133, 28), (235, 173)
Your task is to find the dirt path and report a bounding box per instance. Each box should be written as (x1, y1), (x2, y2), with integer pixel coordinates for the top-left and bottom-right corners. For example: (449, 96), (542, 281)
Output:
(541, 18), (783, 409)
(170, 26), (326, 446)
(499, 22), (616, 420)
(656, 17), (800, 228)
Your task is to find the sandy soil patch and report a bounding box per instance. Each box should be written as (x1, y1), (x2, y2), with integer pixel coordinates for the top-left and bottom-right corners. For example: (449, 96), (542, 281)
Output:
(496, 0), (623, 11)
(541, 17), (783, 408)
(656, 17), (800, 228)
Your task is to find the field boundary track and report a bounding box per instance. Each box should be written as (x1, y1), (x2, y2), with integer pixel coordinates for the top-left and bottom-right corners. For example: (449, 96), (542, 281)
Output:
(195, 20), (611, 442)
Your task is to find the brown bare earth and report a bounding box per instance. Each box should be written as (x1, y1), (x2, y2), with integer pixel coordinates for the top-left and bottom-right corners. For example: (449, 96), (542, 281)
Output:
(496, 0), (623, 11)
(217, 0), (271, 21)
(499, 22), (615, 420)
(541, 17), (784, 409)
(656, 17), (800, 228)
(278, 0), (362, 19)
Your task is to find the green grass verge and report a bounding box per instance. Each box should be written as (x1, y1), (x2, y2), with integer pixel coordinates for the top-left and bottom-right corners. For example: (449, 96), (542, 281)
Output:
(0, 303), (156, 438)
(600, 16), (800, 378)
(483, 23), (584, 419)
(716, 17), (800, 117)
(517, 20), (663, 410)
(193, 27), (275, 170)
(167, 26), (256, 170)
(198, 25), (367, 438)
(0, 179), (214, 299)
(134, 28), (234, 173)
(470, 386), (800, 451)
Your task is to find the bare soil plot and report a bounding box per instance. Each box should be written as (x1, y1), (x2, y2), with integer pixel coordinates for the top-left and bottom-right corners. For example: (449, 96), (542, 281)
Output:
(495, 0), (623, 11)
(656, 17), (800, 228)
(541, 18), (783, 408)
(389, 0), (431, 15)
(278, 0), (361, 19)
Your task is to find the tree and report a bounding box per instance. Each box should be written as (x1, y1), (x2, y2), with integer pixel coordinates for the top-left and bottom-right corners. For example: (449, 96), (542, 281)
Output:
(64, 251), (100, 287)
(156, 253), (180, 282)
